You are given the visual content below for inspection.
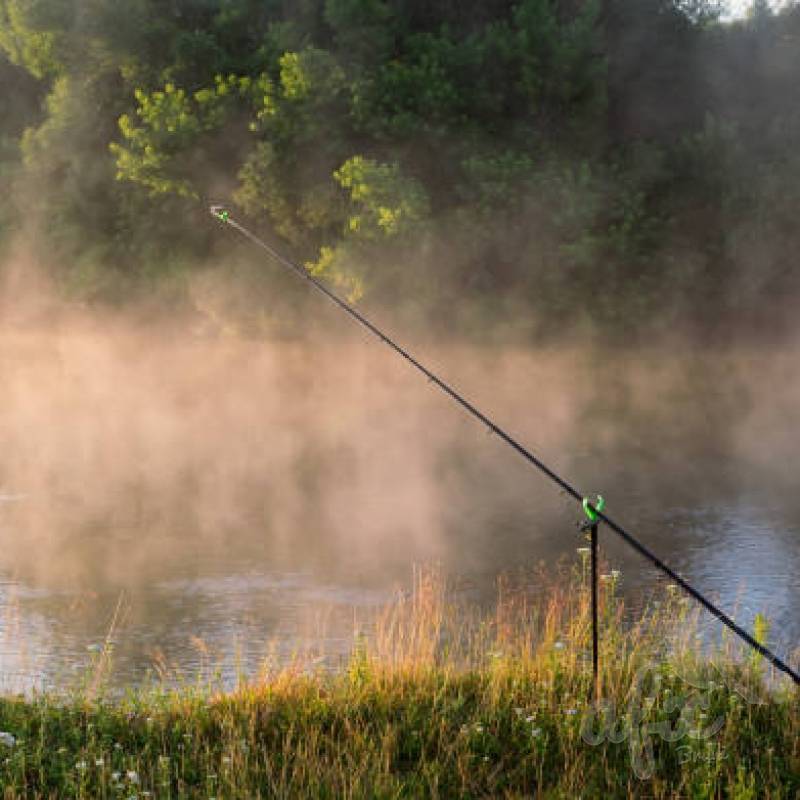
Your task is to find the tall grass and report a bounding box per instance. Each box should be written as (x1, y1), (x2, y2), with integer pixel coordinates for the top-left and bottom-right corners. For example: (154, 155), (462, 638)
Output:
(0, 561), (797, 798)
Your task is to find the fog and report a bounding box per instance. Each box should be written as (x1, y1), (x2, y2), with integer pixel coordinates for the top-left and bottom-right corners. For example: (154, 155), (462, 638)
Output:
(1, 253), (799, 689)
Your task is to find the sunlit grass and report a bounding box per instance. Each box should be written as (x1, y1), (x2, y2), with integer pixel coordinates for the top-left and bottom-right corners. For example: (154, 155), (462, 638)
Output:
(0, 561), (797, 798)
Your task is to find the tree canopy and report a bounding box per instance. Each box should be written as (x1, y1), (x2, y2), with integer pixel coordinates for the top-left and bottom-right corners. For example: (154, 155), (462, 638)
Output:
(1, 0), (799, 339)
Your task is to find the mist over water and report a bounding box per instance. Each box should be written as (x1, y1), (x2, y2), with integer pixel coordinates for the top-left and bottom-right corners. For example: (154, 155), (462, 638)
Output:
(1, 304), (799, 690)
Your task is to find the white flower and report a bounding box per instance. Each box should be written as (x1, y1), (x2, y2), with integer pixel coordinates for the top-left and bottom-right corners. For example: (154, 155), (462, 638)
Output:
(75, 761), (87, 771)
(525, 715), (536, 723)
(127, 770), (139, 784)
(111, 772), (121, 782)
(0, 732), (15, 747)
(531, 727), (542, 738)
(553, 641), (565, 650)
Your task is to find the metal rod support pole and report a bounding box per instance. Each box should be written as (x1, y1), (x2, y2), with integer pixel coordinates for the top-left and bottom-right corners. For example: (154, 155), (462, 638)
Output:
(591, 523), (600, 702)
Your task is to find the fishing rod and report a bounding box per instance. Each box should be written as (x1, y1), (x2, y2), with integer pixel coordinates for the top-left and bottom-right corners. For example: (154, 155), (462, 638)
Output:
(209, 204), (800, 687)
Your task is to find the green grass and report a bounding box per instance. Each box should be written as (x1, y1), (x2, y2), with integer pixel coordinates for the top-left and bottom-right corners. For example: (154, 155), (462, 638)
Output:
(0, 565), (797, 798)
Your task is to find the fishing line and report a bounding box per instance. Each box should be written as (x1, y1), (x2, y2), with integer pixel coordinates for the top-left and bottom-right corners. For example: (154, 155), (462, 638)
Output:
(209, 205), (800, 686)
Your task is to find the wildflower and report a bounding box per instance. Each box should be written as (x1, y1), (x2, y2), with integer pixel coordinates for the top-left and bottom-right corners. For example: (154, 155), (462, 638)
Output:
(525, 715), (536, 723)
(531, 727), (542, 738)
(0, 732), (16, 747)
(114, 742), (123, 750)
(474, 724), (484, 733)
(76, 761), (87, 771)
(127, 770), (139, 784)
(553, 641), (565, 650)
(111, 772), (121, 782)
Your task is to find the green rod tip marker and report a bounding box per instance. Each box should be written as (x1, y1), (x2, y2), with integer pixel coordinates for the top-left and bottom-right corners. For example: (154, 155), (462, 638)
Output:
(210, 204), (230, 222)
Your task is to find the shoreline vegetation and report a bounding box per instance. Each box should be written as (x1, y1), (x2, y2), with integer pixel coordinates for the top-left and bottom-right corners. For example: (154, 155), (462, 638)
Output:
(0, 565), (797, 798)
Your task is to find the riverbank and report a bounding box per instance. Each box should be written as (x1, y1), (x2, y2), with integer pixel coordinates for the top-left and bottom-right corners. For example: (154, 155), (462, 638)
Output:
(0, 568), (797, 798)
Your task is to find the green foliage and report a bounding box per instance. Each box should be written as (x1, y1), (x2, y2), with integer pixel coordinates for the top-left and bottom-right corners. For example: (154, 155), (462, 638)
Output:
(324, 0), (394, 66)
(112, 75), (253, 198)
(335, 156), (429, 240)
(233, 48), (352, 253)
(1, 0), (799, 335)
(0, 0), (62, 77)
(513, 0), (604, 113)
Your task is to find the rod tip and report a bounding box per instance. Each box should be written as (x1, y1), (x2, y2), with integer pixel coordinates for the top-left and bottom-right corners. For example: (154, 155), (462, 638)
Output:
(209, 204), (230, 222)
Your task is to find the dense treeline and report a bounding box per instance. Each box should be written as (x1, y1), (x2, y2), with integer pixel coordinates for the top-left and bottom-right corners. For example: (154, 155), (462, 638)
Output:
(0, 0), (799, 340)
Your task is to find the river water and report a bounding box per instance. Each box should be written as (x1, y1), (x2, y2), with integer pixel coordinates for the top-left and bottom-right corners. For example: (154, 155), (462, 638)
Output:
(0, 325), (798, 691)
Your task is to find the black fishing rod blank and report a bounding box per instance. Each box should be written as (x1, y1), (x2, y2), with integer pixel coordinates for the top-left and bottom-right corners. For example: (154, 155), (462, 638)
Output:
(209, 204), (800, 687)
